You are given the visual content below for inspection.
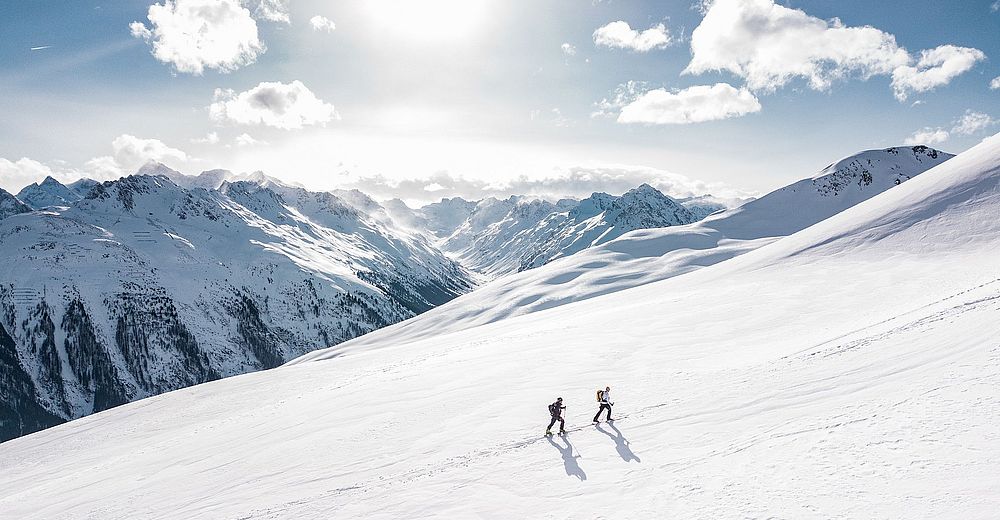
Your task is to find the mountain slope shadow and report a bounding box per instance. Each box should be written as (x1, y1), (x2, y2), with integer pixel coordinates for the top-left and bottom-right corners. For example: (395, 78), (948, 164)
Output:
(596, 422), (641, 463)
(547, 434), (587, 480)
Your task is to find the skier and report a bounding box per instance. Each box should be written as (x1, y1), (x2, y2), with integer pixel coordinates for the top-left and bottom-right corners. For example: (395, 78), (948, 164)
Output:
(546, 397), (567, 435)
(593, 386), (613, 423)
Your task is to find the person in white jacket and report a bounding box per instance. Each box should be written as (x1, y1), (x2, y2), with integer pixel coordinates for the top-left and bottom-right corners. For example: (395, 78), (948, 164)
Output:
(593, 386), (614, 423)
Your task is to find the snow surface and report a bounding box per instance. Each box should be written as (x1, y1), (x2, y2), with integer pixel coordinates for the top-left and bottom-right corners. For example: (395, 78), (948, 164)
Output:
(0, 137), (996, 518)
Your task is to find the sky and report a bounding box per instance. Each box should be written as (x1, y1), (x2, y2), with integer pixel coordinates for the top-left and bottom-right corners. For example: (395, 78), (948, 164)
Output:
(1, 0), (998, 205)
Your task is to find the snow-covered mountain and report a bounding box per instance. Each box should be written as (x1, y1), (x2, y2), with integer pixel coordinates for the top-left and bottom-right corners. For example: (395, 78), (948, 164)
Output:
(15, 176), (83, 209)
(1, 137), (996, 519)
(300, 145), (954, 353)
(0, 188), (31, 220)
(433, 184), (700, 276)
(0, 171), (473, 441)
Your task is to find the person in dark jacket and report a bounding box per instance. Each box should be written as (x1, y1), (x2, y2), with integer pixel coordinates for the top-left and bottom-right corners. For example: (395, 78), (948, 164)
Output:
(546, 397), (566, 435)
(593, 386), (613, 423)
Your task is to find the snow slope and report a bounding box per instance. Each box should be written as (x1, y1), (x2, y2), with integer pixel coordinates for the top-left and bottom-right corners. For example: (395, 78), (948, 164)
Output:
(0, 188), (31, 220)
(301, 146), (953, 354)
(0, 138), (996, 518)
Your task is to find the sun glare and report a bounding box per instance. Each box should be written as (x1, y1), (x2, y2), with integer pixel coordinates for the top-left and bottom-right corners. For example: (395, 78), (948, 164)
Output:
(365, 0), (493, 42)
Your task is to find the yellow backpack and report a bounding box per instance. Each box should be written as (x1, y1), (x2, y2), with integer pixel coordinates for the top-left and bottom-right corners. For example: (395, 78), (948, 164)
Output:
(596, 390), (604, 402)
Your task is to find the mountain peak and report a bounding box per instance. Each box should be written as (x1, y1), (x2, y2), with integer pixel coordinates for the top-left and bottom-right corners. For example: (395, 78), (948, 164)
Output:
(15, 175), (79, 209)
(809, 145), (954, 198)
(0, 187), (32, 220)
(136, 161), (183, 179)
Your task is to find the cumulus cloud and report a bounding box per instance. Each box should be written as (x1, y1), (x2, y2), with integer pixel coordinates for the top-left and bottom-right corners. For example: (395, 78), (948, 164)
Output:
(617, 83), (761, 125)
(337, 166), (755, 207)
(594, 21), (673, 52)
(251, 0), (289, 23)
(309, 15), (336, 32)
(903, 110), (997, 146)
(951, 110), (996, 135)
(904, 128), (950, 146)
(235, 133), (267, 146)
(83, 135), (191, 179)
(561, 43), (577, 56)
(990, 76), (1000, 90)
(0, 135), (191, 192)
(110, 134), (189, 171)
(0, 158), (63, 193)
(685, 0), (984, 101)
(131, 0), (264, 75)
(592, 80), (650, 118)
(891, 45), (986, 101)
(210, 80), (339, 130)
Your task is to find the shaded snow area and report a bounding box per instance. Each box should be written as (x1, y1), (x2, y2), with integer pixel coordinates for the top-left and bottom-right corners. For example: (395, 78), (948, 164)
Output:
(0, 136), (997, 519)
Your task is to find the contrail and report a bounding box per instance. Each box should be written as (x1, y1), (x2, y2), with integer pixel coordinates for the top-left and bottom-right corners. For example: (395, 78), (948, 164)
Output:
(30, 46), (53, 51)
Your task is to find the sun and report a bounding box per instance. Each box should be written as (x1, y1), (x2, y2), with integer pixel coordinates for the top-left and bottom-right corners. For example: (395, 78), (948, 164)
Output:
(364, 0), (493, 43)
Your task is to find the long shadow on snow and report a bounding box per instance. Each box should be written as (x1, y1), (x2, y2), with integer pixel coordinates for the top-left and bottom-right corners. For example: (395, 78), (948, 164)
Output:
(595, 421), (641, 463)
(547, 434), (587, 480)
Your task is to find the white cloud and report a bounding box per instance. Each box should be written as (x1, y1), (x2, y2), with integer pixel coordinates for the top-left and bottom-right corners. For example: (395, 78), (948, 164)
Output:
(235, 133), (267, 146)
(0, 157), (61, 193)
(310, 15), (336, 32)
(685, 0), (984, 101)
(592, 80), (649, 118)
(951, 110), (996, 135)
(593, 21), (672, 52)
(617, 83), (761, 125)
(891, 45), (986, 101)
(192, 131), (220, 144)
(0, 136), (193, 192)
(993, 1), (1000, 12)
(561, 43), (577, 56)
(990, 76), (1000, 90)
(904, 127), (950, 146)
(339, 166), (754, 206)
(83, 156), (124, 180)
(210, 80), (339, 130)
(86, 134), (190, 178)
(250, 0), (289, 23)
(903, 109), (998, 146)
(111, 134), (189, 171)
(131, 0), (265, 75)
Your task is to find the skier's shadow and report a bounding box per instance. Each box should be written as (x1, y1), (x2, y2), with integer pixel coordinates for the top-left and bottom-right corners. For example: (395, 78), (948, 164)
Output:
(595, 421), (641, 463)
(547, 435), (587, 481)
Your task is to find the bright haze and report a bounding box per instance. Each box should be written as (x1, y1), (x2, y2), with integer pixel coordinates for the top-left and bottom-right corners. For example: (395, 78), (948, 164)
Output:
(1, 0), (998, 204)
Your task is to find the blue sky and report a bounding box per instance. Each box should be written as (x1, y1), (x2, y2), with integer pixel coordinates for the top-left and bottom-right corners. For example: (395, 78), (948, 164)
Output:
(1, 0), (998, 203)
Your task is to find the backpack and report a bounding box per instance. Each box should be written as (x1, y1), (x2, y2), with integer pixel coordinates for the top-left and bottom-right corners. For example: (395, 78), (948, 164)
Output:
(596, 390), (604, 402)
(548, 403), (559, 416)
